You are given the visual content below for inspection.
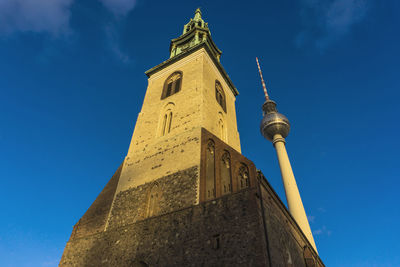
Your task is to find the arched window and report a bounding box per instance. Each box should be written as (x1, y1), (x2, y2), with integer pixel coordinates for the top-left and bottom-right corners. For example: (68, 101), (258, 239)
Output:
(218, 119), (225, 141)
(238, 163), (250, 189)
(146, 183), (160, 218)
(161, 72), (182, 99)
(161, 110), (173, 136)
(205, 140), (216, 200)
(215, 80), (226, 112)
(217, 112), (226, 142)
(159, 103), (175, 137)
(220, 151), (232, 196)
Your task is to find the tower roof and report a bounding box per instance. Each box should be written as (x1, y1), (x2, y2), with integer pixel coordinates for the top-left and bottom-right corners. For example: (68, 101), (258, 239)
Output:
(145, 9), (238, 96)
(169, 8), (222, 61)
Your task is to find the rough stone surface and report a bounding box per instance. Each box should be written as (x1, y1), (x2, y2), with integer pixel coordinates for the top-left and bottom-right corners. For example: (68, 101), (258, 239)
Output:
(107, 166), (198, 229)
(257, 172), (324, 267)
(60, 188), (268, 267)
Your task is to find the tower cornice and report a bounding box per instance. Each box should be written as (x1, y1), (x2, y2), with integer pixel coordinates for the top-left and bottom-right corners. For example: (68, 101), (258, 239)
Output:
(169, 27), (222, 58)
(145, 42), (239, 96)
(168, 9), (222, 62)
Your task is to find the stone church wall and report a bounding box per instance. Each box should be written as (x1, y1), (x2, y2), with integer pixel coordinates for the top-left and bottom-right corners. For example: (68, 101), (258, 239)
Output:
(201, 52), (241, 152)
(258, 172), (324, 267)
(62, 128), (324, 266)
(60, 187), (269, 267)
(116, 128), (202, 193)
(107, 166), (199, 230)
(199, 128), (257, 201)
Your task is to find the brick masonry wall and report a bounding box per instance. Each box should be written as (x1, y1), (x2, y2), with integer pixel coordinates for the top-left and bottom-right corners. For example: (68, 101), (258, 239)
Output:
(199, 128), (257, 202)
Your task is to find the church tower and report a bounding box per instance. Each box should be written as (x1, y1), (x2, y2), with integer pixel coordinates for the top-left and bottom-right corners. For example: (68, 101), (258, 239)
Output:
(114, 7), (241, 195)
(60, 9), (324, 267)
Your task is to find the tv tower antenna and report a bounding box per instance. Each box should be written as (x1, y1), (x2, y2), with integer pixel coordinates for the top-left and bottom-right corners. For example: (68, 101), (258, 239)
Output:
(256, 57), (270, 101)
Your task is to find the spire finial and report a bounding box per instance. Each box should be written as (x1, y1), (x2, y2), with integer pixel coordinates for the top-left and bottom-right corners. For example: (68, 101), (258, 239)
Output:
(194, 8), (202, 20)
(256, 57), (270, 101)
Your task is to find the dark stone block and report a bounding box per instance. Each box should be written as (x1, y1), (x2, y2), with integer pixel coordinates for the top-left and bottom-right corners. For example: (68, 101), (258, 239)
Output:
(60, 188), (268, 267)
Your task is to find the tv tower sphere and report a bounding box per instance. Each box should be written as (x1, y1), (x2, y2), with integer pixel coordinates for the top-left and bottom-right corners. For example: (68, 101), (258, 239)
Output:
(260, 100), (290, 141)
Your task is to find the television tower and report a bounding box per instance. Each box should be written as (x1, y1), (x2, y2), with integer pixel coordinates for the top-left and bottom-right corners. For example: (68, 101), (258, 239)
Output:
(256, 57), (318, 253)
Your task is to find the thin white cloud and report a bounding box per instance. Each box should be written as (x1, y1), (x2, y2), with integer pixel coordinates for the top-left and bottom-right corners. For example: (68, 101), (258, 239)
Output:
(317, 207), (327, 213)
(0, 0), (73, 36)
(0, 0), (137, 64)
(307, 215), (316, 223)
(98, 0), (137, 63)
(0, 0), (138, 37)
(105, 25), (131, 64)
(98, 0), (137, 16)
(296, 0), (369, 50)
(313, 225), (332, 236)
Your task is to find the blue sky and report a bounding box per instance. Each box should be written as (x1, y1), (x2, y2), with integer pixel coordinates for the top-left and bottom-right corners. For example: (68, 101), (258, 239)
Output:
(1, 0), (399, 266)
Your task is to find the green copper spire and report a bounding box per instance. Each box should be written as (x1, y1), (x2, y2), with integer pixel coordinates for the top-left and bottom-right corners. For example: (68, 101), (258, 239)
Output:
(194, 8), (202, 21)
(169, 8), (222, 61)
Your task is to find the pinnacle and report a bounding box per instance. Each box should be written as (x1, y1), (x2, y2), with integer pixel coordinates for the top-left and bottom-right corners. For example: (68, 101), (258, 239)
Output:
(194, 8), (202, 20)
